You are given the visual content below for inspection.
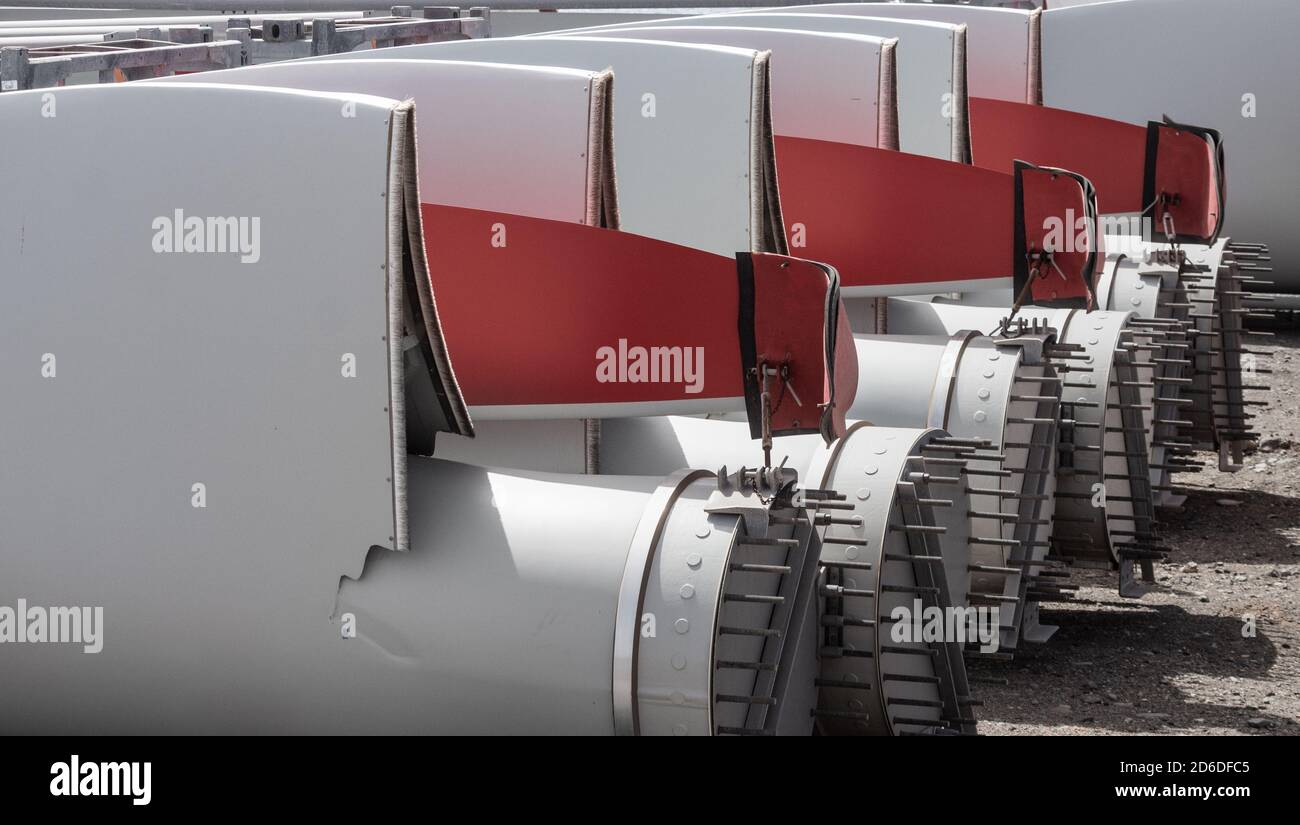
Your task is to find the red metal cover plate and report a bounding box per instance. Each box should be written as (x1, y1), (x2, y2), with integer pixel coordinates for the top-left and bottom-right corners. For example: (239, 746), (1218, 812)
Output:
(740, 253), (856, 442)
(1147, 122), (1222, 242)
(774, 136), (1014, 289)
(422, 206), (850, 431)
(1017, 165), (1096, 303)
(971, 97), (1147, 215)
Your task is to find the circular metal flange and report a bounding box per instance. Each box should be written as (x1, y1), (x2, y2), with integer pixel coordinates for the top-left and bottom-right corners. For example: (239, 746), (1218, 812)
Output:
(1022, 308), (1159, 595)
(614, 469), (712, 736)
(615, 470), (822, 736)
(1100, 253), (1197, 504)
(1213, 252), (1252, 466)
(1179, 243), (1236, 452)
(806, 424), (977, 736)
(851, 322), (1064, 650)
(1179, 241), (1262, 468)
(996, 343), (1062, 643)
(937, 332), (1061, 651)
(1103, 241), (1265, 477)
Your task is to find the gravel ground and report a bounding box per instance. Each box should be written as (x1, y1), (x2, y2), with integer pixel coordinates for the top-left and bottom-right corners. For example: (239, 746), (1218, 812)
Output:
(969, 325), (1300, 735)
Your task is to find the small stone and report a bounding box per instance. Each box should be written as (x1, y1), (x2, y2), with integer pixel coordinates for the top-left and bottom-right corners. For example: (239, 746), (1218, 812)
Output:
(1181, 562), (1199, 573)
(1247, 718), (1274, 729)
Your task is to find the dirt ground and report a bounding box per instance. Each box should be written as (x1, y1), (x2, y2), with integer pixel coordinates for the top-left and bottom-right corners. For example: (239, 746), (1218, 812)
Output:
(969, 325), (1300, 735)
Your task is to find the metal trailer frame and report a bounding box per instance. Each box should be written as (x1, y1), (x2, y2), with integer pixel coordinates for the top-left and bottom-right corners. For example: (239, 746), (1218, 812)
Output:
(1, 37), (242, 89)
(1, 6), (490, 91)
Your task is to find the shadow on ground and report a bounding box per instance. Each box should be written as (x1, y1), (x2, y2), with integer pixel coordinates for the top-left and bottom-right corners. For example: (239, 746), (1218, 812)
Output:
(968, 598), (1294, 733)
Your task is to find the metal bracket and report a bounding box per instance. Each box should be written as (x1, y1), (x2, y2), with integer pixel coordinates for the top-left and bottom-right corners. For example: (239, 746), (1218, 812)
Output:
(2, 39), (243, 92)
